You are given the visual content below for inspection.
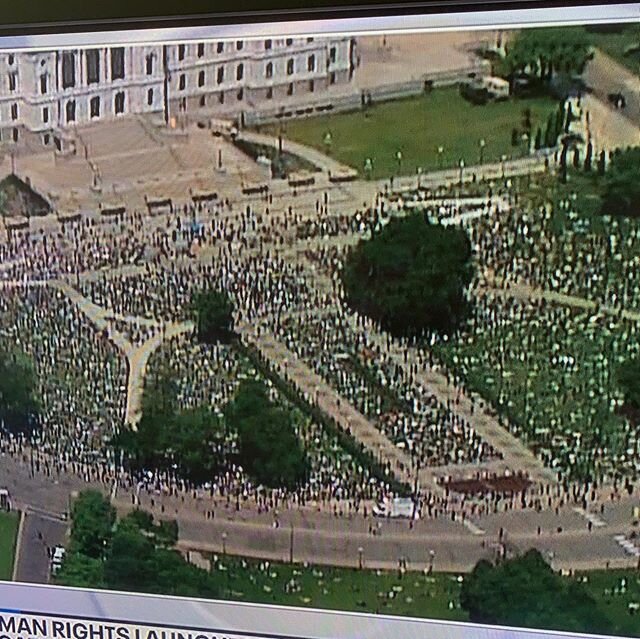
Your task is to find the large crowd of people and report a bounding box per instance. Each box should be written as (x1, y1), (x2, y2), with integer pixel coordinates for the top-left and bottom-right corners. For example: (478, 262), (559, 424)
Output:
(0, 155), (637, 534)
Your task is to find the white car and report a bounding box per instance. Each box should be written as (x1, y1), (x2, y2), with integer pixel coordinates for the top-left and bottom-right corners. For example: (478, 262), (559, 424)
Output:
(51, 546), (66, 574)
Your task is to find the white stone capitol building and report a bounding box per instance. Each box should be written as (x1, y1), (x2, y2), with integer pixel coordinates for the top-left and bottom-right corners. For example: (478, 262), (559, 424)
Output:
(0, 36), (354, 146)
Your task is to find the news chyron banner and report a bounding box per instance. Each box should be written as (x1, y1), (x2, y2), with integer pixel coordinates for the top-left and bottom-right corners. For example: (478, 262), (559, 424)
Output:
(0, 582), (623, 639)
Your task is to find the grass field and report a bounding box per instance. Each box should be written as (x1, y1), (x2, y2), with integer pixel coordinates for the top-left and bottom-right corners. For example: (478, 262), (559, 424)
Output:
(209, 556), (640, 634)
(579, 569), (640, 636)
(0, 511), (19, 580)
(256, 87), (558, 179)
(211, 556), (467, 621)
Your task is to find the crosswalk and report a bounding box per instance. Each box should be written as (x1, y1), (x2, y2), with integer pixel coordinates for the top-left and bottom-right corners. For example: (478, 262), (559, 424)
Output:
(463, 519), (486, 536)
(614, 534), (640, 557)
(572, 506), (607, 528)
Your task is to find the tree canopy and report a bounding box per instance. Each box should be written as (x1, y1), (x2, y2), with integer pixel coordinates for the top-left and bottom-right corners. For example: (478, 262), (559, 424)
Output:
(224, 379), (309, 489)
(617, 356), (640, 412)
(112, 365), (227, 484)
(57, 491), (220, 599)
(503, 28), (593, 87)
(0, 349), (39, 436)
(461, 550), (610, 634)
(190, 289), (235, 344)
(68, 490), (116, 559)
(342, 215), (474, 336)
(601, 147), (640, 217)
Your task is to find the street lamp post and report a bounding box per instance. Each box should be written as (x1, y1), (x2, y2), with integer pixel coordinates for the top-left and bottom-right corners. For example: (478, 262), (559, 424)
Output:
(437, 146), (444, 170)
(358, 546), (364, 570)
(221, 531), (228, 555)
(479, 138), (486, 165)
(501, 154), (507, 179)
(458, 159), (465, 186)
(289, 524), (294, 564)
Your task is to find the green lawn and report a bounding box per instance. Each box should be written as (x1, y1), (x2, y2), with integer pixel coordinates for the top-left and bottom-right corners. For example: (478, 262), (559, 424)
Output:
(256, 87), (558, 179)
(579, 569), (640, 636)
(210, 556), (640, 634)
(210, 556), (466, 621)
(0, 511), (19, 580)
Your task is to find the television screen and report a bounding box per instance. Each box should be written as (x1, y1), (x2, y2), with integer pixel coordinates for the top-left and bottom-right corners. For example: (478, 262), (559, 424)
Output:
(1, 2), (640, 638)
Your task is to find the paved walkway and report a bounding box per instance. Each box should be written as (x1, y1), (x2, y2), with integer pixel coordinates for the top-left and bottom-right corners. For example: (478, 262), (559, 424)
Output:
(125, 321), (194, 426)
(239, 324), (420, 489)
(481, 277), (640, 324)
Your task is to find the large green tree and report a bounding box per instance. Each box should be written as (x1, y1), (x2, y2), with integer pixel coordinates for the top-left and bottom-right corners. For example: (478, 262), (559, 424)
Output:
(461, 550), (610, 634)
(54, 552), (105, 589)
(617, 356), (640, 412)
(225, 380), (309, 489)
(601, 147), (640, 218)
(342, 215), (474, 336)
(503, 28), (593, 88)
(190, 289), (235, 344)
(68, 490), (116, 559)
(58, 492), (220, 599)
(0, 349), (39, 435)
(113, 367), (226, 484)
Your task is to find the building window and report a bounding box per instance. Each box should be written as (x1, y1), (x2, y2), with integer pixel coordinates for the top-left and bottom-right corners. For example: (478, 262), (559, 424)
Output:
(145, 53), (153, 76)
(43, 133), (50, 145)
(8, 73), (16, 92)
(218, 92), (224, 104)
(197, 42), (205, 58)
(307, 37), (314, 42)
(66, 100), (76, 123)
(330, 71), (336, 84)
(309, 79), (315, 92)
(217, 66), (224, 84)
(42, 107), (49, 124)
(266, 86), (273, 99)
(114, 91), (125, 114)
(178, 44), (186, 61)
(307, 54), (315, 72)
(265, 62), (273, 78)
(198, 70), (205, 87)
(287, 59), (294, 75)
(236, 40), (243, 51)
(287, 82), (293, 96)
(237, 88), (243, 101)
(7, 54), (14, 65)
(90, 96), (100, 118)
(217, 42), (224, 53)
(179, 74), (186, 90)
(111, 48), (125, 80)
(264, 39), (272, 50)
(12, 128), (18, 143)
(286, 38), (293, 46)
(236, 63), (244, 81)
(330, 46), (336, 63)
(86, 49), (100, 84)
(10, 103), (18, 120)
(62, 51), (76, 89)
(147, 88), (154, 106)
(40, 74), (48, 94)
(199, 94), (206, 107)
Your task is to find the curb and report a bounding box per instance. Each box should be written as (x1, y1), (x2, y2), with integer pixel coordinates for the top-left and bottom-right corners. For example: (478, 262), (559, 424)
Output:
(11, 508), (27, 581)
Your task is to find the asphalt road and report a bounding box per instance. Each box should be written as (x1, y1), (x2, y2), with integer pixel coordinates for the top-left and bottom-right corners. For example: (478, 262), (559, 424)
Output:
(13, 509), (68, 583)
(584, 49), (640, 133)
